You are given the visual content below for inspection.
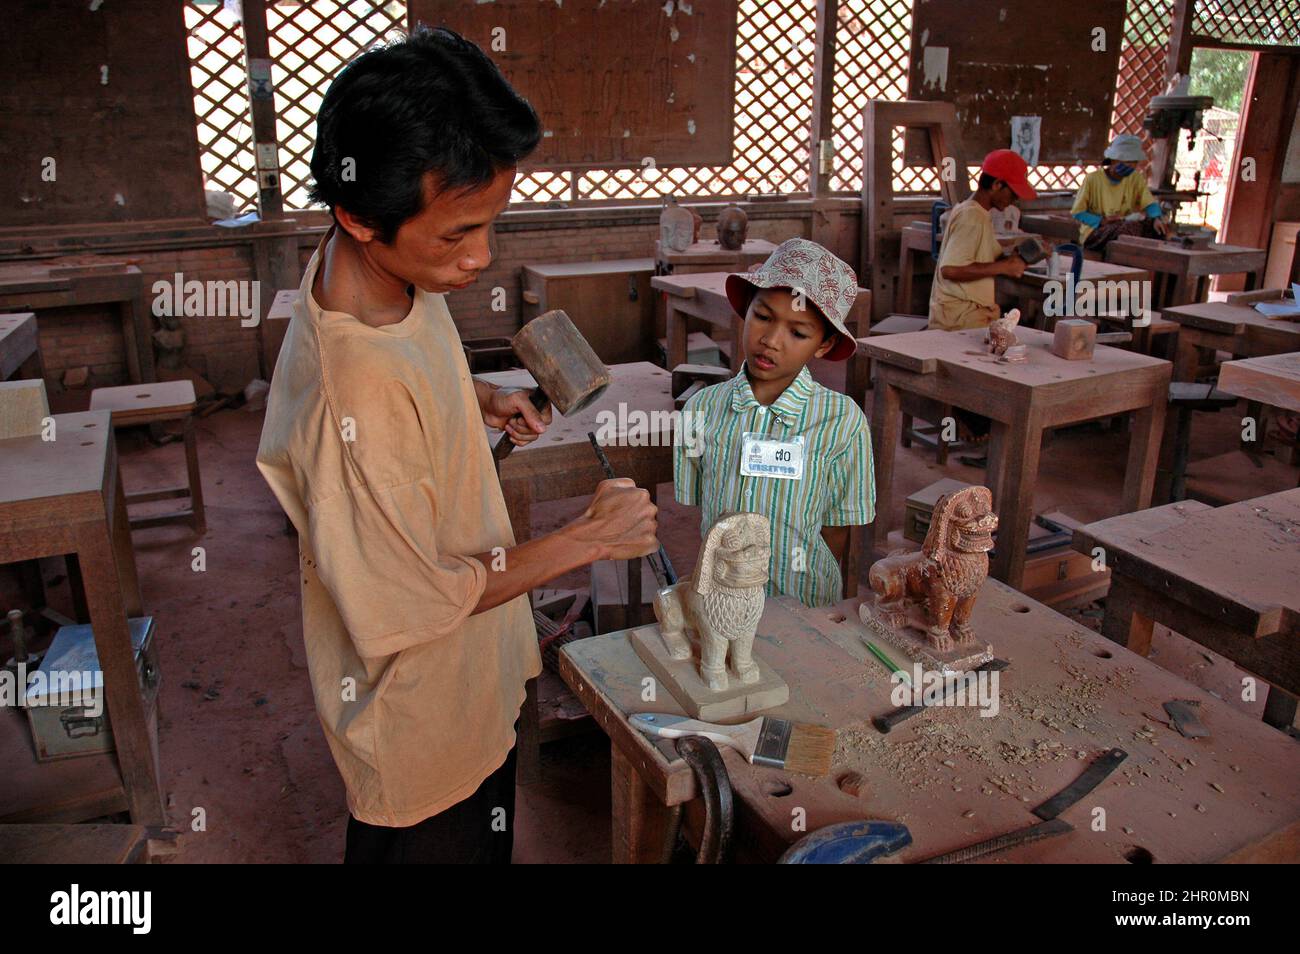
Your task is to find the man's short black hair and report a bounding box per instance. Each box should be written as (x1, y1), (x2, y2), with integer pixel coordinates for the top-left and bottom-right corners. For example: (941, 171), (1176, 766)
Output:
(309, 26), (541, 242)
(978, 172), (999, 191)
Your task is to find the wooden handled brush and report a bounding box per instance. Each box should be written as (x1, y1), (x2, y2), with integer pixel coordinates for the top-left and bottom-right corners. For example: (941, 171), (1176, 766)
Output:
(630, 713), (835, 777)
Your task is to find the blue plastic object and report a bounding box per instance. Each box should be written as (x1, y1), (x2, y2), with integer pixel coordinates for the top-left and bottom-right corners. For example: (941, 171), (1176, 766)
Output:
(1058, 242), (1084, 285)
(930, 201), (951, 258)
(777, 820), (913, 864)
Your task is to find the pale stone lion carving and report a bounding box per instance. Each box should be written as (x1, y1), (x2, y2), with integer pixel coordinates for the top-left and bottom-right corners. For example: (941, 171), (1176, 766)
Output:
(866, 486), (997, 652)
(653, 512), (771, 692)
(986, 308), (1021, 356)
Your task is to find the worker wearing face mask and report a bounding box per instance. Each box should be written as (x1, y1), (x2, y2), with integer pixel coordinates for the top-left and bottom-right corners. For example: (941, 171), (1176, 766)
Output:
(1070, 134), (1173, 251)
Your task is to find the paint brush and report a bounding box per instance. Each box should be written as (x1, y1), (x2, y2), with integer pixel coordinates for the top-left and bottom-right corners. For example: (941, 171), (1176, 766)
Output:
(630, 712), (836, 777)
(864, 639), (912, 687)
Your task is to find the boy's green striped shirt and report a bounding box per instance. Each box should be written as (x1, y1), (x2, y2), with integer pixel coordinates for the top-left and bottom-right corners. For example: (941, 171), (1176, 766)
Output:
(675, 364), (875, 607)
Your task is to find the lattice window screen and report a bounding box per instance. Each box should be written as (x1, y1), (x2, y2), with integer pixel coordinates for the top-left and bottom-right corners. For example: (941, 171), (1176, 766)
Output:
(829, 0), (923, 194)
(546, 0), (816, 203)
(829, 0), (1090, 196)
(186, 0), (1177, 209)
(1193, 0), (1300, 46)
(185, 1), (258, 212)
(1111, 0), (1174, 157)
(267, 1), (408, 211)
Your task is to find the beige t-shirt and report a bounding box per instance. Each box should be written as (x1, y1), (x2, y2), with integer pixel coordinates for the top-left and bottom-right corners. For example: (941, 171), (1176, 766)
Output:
(929, 199), (1002, 331)
(256, 241), (540, 828)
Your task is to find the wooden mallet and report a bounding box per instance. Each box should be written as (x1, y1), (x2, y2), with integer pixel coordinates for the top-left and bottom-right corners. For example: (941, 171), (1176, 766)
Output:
(492, 310), (610, 463)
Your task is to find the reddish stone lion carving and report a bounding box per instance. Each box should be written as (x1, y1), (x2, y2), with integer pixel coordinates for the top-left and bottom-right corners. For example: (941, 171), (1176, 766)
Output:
(867, 486), (997, 652)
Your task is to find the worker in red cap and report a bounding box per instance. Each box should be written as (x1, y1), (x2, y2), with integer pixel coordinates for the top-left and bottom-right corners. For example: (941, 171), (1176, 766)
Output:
(929, 149), (1037, 332)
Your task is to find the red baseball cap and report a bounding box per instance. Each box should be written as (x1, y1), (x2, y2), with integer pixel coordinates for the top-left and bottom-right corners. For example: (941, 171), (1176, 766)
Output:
(981, 149), (1037, 201)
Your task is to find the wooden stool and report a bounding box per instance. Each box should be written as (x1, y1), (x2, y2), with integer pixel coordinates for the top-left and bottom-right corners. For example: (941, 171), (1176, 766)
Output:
(1165, 382), (1238, 502)
(89, 380), (206, 534)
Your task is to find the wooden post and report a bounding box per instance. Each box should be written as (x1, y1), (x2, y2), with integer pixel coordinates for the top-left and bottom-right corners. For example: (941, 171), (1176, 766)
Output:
(241, 0), (285, 219)
(1151, 0), (1196, 192)
(1218, 54), (1300, 289)
(809, 0), (840, 199)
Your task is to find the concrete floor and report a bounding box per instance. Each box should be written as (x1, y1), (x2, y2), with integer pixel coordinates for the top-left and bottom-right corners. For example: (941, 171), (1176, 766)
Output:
(2, 353), (1289, 862)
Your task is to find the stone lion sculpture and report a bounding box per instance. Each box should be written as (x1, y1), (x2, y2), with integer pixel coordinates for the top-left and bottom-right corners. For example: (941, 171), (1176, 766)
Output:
(987, 308), (1021, 357)
(863, 486), (997, 652)
(653, 512), (771, 692)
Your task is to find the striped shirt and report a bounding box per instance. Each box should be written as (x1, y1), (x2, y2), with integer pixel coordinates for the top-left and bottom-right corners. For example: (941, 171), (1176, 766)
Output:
(675, 364), (875, 607)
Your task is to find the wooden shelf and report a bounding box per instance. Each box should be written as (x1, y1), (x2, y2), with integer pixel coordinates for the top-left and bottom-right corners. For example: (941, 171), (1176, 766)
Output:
(0, 705), (140, 824)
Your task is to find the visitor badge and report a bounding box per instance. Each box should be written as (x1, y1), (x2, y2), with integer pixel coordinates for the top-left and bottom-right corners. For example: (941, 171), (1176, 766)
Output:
(740, 433), (804, 480)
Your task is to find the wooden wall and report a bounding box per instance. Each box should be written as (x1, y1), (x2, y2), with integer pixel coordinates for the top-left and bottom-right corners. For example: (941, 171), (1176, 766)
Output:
(0, 0), (206, 228)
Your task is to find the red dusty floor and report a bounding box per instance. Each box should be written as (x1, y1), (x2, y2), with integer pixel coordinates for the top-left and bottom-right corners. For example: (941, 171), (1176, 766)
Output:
(1, 354), (1288, 862)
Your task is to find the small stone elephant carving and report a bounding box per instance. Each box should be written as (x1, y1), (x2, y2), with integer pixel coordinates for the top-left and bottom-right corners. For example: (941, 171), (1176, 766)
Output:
(653, 512), (771, 692)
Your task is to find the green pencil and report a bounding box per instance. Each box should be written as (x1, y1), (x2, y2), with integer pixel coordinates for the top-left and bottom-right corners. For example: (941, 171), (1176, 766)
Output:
(865, 640), (912, 687)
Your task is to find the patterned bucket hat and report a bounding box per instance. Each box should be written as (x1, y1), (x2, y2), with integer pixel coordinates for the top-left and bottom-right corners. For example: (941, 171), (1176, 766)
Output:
(725, 238), (859, 361)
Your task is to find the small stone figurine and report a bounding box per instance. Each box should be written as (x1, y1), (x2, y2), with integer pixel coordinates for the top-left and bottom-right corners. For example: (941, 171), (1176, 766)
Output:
(716, 204), (749, 251)
(653, 512), (771, 692)
(659, 195), (695, 253)
(986, 308), (1021, 357)
(861, 486), (997, 652)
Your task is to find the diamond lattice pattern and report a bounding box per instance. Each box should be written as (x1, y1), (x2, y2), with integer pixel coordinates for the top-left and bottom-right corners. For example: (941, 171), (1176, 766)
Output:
(185, 2), (258, 212)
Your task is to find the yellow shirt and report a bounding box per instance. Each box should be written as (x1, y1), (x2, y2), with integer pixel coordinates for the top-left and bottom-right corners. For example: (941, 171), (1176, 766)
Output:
(1070, 168), (1157, 241)
(929, 199), (1002, 331)
(256, 240), (539, 828)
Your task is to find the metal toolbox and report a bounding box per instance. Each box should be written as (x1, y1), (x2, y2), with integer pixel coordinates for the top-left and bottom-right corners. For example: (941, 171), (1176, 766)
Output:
(24, 617), (159, 761)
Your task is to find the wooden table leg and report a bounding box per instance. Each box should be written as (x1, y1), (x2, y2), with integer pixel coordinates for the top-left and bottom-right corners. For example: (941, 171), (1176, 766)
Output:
(985, 412), (1042, 589)
(897, 249), (915, 313)
(1121, 397), (1167, 514)
(109, 458), (143, 618)
(1099, 575), (1155, 656)
(666, 298), (687, 370)
(183, 415), (206, 535)
(1172, 331), (1207, 382)
(1262, 688), (1298, 731)
(75, 488), (164, 825)
(610, 743), (672, 864)
(864, 375), (903, 564)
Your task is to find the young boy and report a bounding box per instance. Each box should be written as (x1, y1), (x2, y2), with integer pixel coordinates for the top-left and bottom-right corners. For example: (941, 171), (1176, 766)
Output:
(929, 149), (1036, 331)
(674, 238), (873, 607)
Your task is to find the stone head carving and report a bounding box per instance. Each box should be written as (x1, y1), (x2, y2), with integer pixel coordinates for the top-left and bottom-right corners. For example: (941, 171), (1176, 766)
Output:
(659, 195), (695, 253)
(716, 205), (749, 251)
(693, 511), (771, 596)
(925, 486), (997, 559)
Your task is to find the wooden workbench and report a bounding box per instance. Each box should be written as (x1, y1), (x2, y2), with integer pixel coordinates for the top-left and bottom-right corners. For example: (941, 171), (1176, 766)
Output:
(654, 239), (776, 276)
(478, 361), (678, 783)
(0, 411), (163, 826)
(0, 261), (154, 384)
(997, 260), (1151, 331)
(898, 221), (1037, 317)
(1073, 491), (1300, 730)
(861, 326), (1171, 589)
(0, 312), (43, 382)
(1163, 301), (1300, 382)
(651, 270), (872, 397)
(651, 271), (746, 374)
(1217, 352), (1300, 414)
(1103, 237), (1267, 310)
(559, 581), (1300, 863)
